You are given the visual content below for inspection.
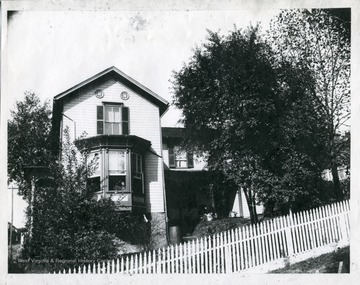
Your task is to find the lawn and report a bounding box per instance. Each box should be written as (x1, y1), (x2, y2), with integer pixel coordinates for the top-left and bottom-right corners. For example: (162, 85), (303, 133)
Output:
(270, 246), (350, 273)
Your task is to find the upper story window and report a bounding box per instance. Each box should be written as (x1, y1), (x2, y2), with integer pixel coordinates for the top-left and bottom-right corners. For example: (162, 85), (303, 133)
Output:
(97, 104), (129, 135)
(169, 146), (194, 169)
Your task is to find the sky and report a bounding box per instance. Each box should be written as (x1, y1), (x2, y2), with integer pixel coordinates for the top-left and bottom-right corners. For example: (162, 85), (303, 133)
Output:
(6, 9), (280, 127)
(3, 1), (358, 230)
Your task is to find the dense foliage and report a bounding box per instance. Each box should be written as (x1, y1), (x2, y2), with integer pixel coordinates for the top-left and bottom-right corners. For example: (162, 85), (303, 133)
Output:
(8, 92), (53, 198)
(172, 22), (344, 222)
(267, 9), (350, 200)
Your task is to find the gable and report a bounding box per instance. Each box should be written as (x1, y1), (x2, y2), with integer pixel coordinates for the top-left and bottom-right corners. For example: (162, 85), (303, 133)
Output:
(51, 67), (169, 153)
(54, 66), (169, 115)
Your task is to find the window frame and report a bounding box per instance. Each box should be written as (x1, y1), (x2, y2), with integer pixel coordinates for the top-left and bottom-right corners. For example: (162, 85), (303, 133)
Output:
(97, 103), (129, 135)
(105, 104), (122, 135)
(168, 146), (194, 169)
(108, 149), (128, 192)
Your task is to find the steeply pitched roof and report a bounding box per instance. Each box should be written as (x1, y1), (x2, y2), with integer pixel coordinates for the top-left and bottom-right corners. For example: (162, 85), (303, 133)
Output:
(54, 66), (169, 115)
(50, 67), (169, 154)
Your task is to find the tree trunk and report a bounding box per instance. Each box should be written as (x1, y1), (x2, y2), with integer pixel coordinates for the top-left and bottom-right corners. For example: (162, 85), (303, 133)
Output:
(331, 163), (343, 201)
(329, 133), (343, 201)
(251, 196), (258, 223)
(243, 185), (258, 224)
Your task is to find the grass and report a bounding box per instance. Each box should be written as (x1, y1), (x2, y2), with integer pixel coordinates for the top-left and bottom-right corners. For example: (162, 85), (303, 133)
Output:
(270, 246), (350, 273)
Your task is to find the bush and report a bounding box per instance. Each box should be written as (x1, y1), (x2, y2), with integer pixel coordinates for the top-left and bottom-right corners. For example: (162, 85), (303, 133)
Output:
(192, 217), (249, 237)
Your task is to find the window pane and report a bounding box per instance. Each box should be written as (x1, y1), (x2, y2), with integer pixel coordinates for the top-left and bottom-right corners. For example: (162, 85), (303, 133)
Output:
(187, 153), (194, 168)
(105, 107), (112, 121)
(109, 151), (126, 172)
(114, 107), (120, 122)
(87, 177), (101, 193)
(105, 122), (111, 134)
(113, 123), (120, 135)
(168, 147), (175, 167)
(132, 177), (142, 194)
(137, 155), (142, 173)
(88, 152), (101, 177)
(109, 176), (126, 191)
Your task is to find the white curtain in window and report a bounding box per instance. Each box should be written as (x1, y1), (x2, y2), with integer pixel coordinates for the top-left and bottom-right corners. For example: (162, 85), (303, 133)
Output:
(109, 150), (126, 174)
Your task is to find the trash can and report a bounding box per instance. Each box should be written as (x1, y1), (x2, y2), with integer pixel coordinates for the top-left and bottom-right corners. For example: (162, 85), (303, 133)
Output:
(169, 226), (181, 244)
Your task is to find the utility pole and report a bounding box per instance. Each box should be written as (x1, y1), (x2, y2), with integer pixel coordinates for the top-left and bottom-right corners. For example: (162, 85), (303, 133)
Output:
(9, 186), (14, 261)
(29, 177), (35, 239)
(23, 165), (49, 255)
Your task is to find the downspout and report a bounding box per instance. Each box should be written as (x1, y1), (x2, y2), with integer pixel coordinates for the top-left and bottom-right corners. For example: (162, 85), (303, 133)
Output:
(159, 118), (170, 245)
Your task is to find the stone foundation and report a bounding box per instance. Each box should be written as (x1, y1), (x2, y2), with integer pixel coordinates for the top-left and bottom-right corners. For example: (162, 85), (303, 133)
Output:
(148, 212), (168, 249)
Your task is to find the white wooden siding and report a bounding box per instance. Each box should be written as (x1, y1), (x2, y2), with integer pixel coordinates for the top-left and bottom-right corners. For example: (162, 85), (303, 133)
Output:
(61, 77), (165, 213)
(231, 189), (264, 218)
(144, 152), (165, 212)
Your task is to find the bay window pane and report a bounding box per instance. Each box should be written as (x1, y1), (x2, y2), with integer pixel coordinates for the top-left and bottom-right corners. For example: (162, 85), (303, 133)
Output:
(88, 151), (101, 177)
(109, 176), (126, 191)
(109, 150), (126, 173)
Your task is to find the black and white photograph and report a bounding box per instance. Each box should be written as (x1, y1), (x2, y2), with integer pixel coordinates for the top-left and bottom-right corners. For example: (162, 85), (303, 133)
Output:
(1, 0), (358, 283)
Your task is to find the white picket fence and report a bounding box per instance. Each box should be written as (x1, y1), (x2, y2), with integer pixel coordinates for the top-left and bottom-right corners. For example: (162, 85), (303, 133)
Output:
(54, 200), (350, 274)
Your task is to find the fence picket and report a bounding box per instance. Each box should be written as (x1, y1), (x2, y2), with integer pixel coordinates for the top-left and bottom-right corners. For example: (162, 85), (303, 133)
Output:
(304, 210), (311, 251)
(296, 212), (305, 253)
(320, 206), (328, 245)
(191, 240), (195, 274)
(244, 226), (250, 269)
(273, 218), (281, 260)
(250, 224), (256, 267)
(234, 228), (240, 271)
(279, 216), (287, 257)
(329, 204), (337, 243)
(219, 232), (226, 273)
(324, 205), (333, 244)
(210, 235), (215, 273)
(330, 204), (338, 242)
(317, 207), (325, 247)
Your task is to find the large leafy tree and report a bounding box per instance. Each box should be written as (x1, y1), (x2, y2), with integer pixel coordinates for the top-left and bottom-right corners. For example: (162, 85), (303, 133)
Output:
(8, 91), (53, 198)
(172, 26), (328, 222)
(267, 9), (351, 200)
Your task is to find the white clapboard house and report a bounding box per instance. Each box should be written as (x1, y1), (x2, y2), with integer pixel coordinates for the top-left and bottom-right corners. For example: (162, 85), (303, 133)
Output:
(51, 66), (262, 243)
